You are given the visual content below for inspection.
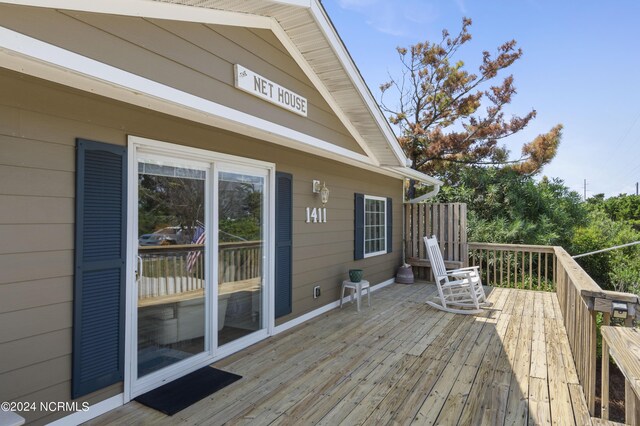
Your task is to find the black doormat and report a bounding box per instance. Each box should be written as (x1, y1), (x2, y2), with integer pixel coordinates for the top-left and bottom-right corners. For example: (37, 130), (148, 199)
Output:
(135, 367), (242, 415)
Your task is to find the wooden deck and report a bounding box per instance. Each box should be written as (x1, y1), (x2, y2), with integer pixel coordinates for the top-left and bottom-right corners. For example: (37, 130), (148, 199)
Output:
(87, 283), (592, 425)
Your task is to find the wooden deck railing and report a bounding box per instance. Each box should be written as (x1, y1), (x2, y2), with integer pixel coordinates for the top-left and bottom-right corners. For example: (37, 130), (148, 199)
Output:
(469, 243), (556, 291)
(601, 326), (640, 424)
(471, 242), (640, 421)
(553, 246), (601, 415)
(138, 244), (205, 300)
(138, 241), (262, 302)
(468, 243), (556, 290)
(218, 241), (262, 283)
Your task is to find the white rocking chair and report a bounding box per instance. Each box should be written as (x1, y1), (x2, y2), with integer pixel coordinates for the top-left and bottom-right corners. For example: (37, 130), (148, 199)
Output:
(424, 235), (490, 314)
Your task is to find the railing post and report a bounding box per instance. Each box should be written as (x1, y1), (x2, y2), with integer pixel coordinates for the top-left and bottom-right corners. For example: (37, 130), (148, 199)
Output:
(601, 312), (611, 420)
(626, 381), (640, 425)
(588, 309), (597, 415)
(602, 326), (640, 424)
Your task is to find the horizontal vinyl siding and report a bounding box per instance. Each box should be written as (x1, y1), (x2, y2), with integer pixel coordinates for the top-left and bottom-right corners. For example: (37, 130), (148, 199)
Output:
(0, 195), (74, 224)
(0, 329), (70, 375)
(284, 167), (402, 320)
(0, 251), (73, 284)
(0, 303), (71, 344)
(0, 224), (73, 254)
(0, 70), (126, 424)
(0, 277), (72, 313)
(0, 68), (401, 424)
(0, 165), (74, 197)
(0, 355), (71, 401)
(0, 4), (364, 155)
(0, 134), (75, 171)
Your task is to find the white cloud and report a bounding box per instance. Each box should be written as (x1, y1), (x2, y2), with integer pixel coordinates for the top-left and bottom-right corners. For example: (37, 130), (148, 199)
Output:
(336, 0), (439, 37)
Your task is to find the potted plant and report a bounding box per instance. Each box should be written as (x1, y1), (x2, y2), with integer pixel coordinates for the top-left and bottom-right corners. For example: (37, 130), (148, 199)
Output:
(348, 268), (363, 283)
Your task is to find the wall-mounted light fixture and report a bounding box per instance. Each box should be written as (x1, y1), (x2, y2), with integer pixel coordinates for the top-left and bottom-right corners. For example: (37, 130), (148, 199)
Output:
(312, 180), (330, 205)
(319, 182), (330, 205)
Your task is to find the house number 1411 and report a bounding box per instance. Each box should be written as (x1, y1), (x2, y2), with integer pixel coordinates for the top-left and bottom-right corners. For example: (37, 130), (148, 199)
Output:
(306, 207), (327, 223)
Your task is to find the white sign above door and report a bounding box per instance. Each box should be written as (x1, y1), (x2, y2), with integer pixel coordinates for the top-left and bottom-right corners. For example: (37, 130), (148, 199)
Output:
(234, 64), (308, 117)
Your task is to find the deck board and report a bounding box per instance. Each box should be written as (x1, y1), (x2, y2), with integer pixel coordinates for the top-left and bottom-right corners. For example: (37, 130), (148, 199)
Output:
(86, 284), (590, 425)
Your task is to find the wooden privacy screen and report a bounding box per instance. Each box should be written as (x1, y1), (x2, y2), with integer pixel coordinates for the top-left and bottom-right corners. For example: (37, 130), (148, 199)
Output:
(404, 203), (468, 278)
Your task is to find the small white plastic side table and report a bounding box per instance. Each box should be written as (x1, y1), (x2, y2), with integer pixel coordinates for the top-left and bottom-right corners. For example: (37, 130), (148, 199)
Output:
(340, 279), (371, 312)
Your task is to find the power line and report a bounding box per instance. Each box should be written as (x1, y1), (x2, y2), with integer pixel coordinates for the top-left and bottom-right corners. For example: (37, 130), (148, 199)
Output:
(600, 111), (640, 171)
(573, 240), (640, 259)
(618, 160), (640, 184)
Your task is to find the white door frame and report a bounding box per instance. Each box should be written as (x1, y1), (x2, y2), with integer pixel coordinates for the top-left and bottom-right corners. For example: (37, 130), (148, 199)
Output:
(124, 135), (276, 401)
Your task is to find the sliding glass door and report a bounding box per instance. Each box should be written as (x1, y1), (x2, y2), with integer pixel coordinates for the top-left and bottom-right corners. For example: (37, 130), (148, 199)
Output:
(128, 139), (271, 397)
(217, 169), (266, 346)
(136, 158), (209, 379)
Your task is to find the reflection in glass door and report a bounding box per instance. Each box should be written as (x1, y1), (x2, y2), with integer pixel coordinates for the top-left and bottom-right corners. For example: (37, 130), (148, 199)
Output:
(218, 171), (265, 346)
(136, 159), (208, 378)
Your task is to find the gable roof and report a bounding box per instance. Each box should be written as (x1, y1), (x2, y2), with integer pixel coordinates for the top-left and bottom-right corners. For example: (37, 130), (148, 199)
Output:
(0, 0), (442, 187)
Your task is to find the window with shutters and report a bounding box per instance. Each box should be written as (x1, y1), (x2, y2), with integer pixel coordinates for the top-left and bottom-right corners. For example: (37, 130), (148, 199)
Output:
(364, 195), (387, 257)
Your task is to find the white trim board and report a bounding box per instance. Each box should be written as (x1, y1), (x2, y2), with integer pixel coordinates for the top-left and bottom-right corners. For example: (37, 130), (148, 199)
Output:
(46, 394), (124, 426)
(0, 54), (419, 182)
(0, 2), (443, 183)
(0, 26), (378, 167)
(309, 0), (407, 165)
(0, 0), (313, 11)
(265, 18), (379, 162)
(0, 0), (380, 165)
(0, 0), (273, 28)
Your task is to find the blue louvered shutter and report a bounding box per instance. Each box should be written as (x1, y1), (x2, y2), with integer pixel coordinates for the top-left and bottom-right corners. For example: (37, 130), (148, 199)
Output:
(72, 139), (127, 398)
(386, 197), (393, 253)
(275, 172), (292, 318)
(354, 193), (364, 260)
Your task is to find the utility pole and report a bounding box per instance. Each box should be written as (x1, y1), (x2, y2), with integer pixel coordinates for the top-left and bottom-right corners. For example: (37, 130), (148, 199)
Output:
(584, 179), (587, 201)
(636, 182), (639, 196)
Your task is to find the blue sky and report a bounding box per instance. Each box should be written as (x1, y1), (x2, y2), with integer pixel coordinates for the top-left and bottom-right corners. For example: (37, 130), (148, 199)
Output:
(322, 0), (640, 197)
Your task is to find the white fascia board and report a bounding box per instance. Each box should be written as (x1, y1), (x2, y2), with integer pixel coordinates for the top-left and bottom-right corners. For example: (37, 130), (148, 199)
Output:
(383, 166), (443, 186)
(0, 0), (273, 29)
(267, 21), (380, 165)
(309, 0), (408, 167)
(407, 186), (441, 203)
(0, 26), (380, 169)
(0, 0), (381, 165)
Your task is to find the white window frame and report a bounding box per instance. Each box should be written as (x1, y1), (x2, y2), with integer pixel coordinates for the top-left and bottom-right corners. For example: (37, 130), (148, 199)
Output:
(363, 195), (387, 258)
(124, 135), (275, 401)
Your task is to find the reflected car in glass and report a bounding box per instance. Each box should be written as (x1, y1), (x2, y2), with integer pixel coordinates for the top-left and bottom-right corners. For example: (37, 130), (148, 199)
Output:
(138, 227), (190, 246)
